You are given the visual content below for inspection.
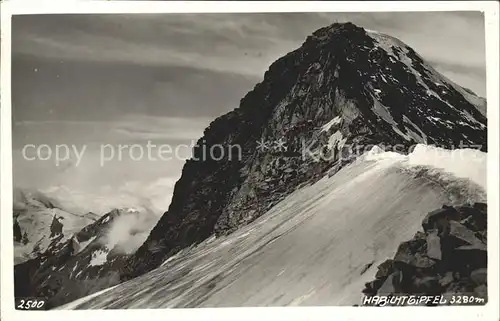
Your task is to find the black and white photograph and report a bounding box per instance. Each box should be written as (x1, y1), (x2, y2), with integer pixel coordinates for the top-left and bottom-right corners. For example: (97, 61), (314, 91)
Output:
(1, 1), (499, 319)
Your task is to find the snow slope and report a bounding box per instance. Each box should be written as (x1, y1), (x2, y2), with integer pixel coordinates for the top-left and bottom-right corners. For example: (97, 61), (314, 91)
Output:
(58, 145), (486, 309)
(13, 189), (99, 264)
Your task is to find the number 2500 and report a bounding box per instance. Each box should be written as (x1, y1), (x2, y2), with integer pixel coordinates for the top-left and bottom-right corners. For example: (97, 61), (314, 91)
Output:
(17, 299), (45, 310)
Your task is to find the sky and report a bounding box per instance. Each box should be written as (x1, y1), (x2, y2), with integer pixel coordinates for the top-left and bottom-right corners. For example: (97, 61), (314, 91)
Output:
(10, 12), (486, 215)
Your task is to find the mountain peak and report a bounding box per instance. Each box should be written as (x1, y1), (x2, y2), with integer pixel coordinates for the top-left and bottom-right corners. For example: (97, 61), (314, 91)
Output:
(310, 21), (366, 38)
(124, 22), (487, 279)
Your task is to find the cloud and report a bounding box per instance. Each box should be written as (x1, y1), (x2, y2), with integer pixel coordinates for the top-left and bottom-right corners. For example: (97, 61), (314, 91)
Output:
(13, 14), (299, 77)
(13, 12), (486, 97)
(13, 114), (211, 148)
(109, 114), (211, 142)
(12, 54), (258, 122)
(103, 207), (159, 255)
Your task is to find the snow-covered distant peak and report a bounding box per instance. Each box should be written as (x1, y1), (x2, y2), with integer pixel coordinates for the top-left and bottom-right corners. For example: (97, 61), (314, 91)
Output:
(14, 188), (99, 264)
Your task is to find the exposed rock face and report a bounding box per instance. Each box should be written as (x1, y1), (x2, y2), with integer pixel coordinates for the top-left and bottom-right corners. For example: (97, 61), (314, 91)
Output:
(49, 215), (64, 238)
(124, 22), (487, 280)
(362, 202), (488, 305)
(14, 219), (23, 243)
(14, 22), (488, 309)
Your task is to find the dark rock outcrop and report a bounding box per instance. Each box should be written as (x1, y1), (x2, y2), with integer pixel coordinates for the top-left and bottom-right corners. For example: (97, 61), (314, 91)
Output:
(49, 215), (64, 238)
(362, 202), (487, 305)
(13, 219), (23, 243)
(22, 231), (29, 245)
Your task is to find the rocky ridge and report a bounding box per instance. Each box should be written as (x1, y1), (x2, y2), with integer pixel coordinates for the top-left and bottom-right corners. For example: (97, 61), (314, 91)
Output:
(124, 22), (487, 280)
(362, 202), (488, 306)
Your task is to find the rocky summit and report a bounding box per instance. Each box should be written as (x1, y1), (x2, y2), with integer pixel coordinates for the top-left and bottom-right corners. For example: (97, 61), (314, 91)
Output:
(362, 202), (488, 306)
(14, 22), (488, 308)
(124, 22), (486, 280)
